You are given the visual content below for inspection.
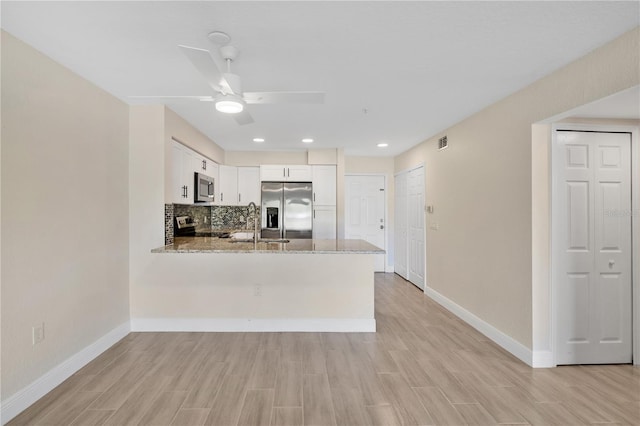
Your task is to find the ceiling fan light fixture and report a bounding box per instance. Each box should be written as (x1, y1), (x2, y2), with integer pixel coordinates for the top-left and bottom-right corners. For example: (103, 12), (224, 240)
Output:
(215, 94), (244, 114)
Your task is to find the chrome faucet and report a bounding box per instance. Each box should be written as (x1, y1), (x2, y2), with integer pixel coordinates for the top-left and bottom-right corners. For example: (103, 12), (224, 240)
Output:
(247, 202), (258, 244)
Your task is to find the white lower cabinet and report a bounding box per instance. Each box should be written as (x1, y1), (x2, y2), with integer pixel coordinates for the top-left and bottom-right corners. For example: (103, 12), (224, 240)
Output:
(313, 205), (336, 239)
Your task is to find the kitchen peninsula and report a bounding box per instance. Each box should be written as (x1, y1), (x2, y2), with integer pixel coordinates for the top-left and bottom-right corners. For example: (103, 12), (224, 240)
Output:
(140, 237), (384, 333)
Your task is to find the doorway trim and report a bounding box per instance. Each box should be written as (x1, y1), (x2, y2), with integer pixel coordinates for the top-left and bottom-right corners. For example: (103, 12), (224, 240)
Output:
(550, 123), (639, 367)
(344, 173), (388, 271)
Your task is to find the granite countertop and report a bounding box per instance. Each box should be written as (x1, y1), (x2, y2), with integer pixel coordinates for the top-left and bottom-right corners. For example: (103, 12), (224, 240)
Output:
(152, 237), (385, 254)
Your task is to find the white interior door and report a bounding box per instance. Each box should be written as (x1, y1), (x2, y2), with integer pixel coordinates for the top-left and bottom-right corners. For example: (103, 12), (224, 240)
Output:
(555, 130), (632, 365)
(407, 167), (425, 289)
(345, 175), (386, 271)
(394, 173), (408, 279)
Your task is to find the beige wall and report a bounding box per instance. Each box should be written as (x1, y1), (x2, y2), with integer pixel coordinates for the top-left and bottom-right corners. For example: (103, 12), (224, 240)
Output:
(345, 156), (395, 268)
(1, 31), (130, 398)
(164, 107), (225, 163)
(395, 27), (640, 349)
(225, 150), (308, 166)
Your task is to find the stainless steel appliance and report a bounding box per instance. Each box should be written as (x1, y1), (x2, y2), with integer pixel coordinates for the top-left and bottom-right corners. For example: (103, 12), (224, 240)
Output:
(174, 215), (196, 236)
(261, 182), (312, 239)
(194, 172), (215, 203)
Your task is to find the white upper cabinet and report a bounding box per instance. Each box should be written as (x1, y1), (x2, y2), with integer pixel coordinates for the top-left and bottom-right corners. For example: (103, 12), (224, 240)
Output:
(237, 167), (260, 205)
(312, 165), (337, 206)
(171, 141), (198, 204)
(287, 165), (312, 181)
(260, 165), (287, 181)
(260, 165), (312, 182)
(218, 165), (238, 205)
(217, 166), (260, 206)
(171, 140), (219, 205)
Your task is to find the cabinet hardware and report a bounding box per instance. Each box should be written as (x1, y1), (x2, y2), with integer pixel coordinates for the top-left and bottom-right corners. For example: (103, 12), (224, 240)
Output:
(287, 168), (290, 177)
(202, 160), (206, 171)
(221, 193), (223, 202)
(313, 210), (316, 219)
(313, 193), (316, 202)
(238, 193), (241, 203)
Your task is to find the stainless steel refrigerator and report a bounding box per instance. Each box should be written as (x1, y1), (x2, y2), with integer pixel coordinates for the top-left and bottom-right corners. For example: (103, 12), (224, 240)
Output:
(261, 182), (313, 239)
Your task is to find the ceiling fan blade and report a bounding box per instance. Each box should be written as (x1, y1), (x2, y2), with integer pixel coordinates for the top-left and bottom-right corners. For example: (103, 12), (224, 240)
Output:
(233, 109), (254, 125)
(128, 95), (215, 103)
(178, 45), (232, 94)
(243, 91), (325, 104)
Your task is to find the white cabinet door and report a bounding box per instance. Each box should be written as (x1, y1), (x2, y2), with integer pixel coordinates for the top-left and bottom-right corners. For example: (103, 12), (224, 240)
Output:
(171, 141), (198, 204)
(312, 165), (336, 205)
(207, 161), (219, 204)
(260, 165), (287, 181)
(260, 165), (312, 181)
(171, 142), (187, 203)
(313, 205), (336, 239)
(237, 167), (260, 205)
(219, 165), (238, 205)
(287, 165), (312, 181)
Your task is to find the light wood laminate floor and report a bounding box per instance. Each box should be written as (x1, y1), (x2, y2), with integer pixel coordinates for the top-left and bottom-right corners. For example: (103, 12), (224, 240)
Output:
(9, 273), (640, 425)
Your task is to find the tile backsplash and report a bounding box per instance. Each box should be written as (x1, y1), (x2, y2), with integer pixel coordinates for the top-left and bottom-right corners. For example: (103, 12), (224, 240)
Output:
(211, 205), (260, 230)
(165, 204), (261, 243)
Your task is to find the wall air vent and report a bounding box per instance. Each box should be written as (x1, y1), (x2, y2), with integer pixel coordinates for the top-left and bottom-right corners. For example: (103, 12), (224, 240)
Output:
(438, 135), (448, 150)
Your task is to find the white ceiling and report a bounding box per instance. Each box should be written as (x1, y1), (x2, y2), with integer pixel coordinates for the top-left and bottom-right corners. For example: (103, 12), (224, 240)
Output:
(2, 1), (639, 156)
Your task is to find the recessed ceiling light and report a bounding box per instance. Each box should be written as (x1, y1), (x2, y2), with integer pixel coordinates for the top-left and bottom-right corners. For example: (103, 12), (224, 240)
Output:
(253, 138), (265, 143)
(377, 143), (388, 148)
(302, 138), (314, 143)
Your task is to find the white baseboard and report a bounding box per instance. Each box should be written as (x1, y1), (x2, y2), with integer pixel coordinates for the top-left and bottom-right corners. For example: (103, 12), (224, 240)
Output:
(131, 317), (376, 332)
(424, 286), (534, 367)
(532, 350), (554, 368)
(1, 322), (130, 425)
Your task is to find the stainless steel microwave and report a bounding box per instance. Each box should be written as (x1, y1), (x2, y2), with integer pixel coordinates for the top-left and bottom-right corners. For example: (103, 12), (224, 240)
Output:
(194, 172), (215, 203)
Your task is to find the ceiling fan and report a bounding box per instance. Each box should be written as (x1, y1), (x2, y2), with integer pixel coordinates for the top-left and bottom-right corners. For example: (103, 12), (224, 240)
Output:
(131, 33), (325, 125)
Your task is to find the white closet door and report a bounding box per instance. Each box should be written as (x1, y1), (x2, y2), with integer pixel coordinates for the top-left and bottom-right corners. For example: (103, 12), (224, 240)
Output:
(555, 130), (632, 365)
(394, 172), (408, 279)
(407, 167), (425, 289)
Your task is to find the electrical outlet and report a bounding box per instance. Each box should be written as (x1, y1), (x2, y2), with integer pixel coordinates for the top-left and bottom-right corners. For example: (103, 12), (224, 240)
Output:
(254, 283), (262, 296)
(32, 323), (45, 345)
